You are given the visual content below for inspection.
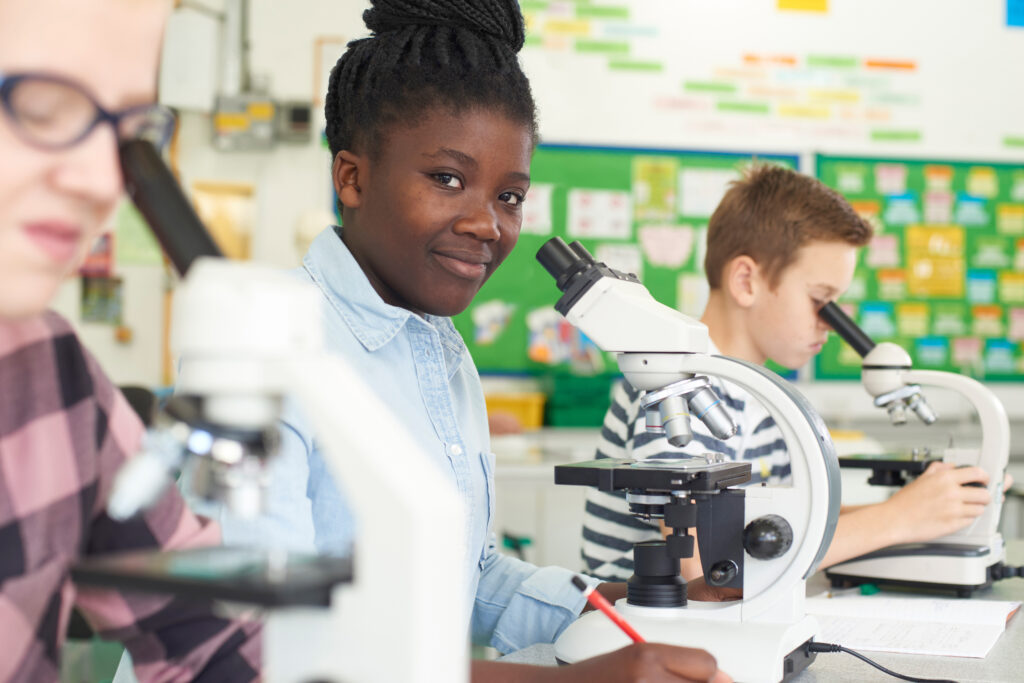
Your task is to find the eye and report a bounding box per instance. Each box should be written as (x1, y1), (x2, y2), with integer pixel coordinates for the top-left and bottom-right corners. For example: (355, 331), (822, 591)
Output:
(499, 190), (526, 207)
(432, 173), (463, 189)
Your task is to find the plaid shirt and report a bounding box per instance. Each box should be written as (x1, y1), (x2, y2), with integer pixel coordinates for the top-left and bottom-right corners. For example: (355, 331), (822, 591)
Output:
(0, 312), (261, 682)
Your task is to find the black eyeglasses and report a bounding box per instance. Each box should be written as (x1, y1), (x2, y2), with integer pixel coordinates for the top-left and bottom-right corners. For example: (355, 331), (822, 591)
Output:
(0, 71), (176, 151)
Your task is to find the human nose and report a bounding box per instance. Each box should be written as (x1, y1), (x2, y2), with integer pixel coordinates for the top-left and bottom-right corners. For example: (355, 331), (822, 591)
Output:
(453, 201), (501, 241)
(50, 121), (123, 206)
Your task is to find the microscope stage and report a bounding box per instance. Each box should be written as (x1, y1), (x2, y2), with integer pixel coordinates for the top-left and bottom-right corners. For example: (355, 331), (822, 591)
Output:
(72, 547), (353, 608)
(555, 457), (751, 493)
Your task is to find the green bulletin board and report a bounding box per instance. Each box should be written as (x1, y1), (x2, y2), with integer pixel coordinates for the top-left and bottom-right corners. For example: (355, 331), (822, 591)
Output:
(815, 154), (1024, 380)
(452, 144), (799, 375)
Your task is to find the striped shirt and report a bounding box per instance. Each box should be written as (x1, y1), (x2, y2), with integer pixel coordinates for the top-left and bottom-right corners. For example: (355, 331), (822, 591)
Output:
(0, 312), (260, 682)
(580, 346), (792, 580)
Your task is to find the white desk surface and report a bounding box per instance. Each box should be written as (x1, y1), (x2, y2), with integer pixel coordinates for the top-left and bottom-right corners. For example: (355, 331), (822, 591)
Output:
(500, 541), (1024, 682)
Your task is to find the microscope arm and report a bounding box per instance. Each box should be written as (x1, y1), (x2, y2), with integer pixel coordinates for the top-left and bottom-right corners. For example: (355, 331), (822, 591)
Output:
(616, 353), (840, 623)
(269, 353), (467, 683)
(902, 368), (1009, 542)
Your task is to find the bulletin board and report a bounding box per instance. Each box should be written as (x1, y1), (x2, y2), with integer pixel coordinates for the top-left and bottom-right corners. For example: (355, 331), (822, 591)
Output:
(815, 154), (1024, 380)
(451, 144), (799, 375)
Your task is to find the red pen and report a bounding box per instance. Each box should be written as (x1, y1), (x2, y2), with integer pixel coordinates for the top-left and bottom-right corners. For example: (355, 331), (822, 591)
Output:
(571, 575), (646, 643)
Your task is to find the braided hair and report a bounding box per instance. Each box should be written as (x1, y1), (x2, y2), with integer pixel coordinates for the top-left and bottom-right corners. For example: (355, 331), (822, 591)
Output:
(325, 0), (537, 160)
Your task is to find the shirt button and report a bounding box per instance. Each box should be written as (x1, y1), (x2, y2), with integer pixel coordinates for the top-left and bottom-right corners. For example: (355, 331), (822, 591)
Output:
(450, 444), (463, 456)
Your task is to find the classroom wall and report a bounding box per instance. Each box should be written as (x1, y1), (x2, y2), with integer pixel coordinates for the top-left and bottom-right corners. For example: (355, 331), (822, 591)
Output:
(55, 0), (1024, 395)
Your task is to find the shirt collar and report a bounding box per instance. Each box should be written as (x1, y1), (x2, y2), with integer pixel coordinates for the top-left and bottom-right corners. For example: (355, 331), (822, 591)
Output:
(302, 226), (466, 360)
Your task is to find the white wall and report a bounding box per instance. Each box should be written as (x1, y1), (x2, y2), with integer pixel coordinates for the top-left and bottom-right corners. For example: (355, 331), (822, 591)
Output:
(523, 0), (1024, 162)
(60, 0), (1024, 388)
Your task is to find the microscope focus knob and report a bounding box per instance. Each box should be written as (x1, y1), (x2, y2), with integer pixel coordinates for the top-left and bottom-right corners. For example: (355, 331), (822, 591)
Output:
(743, 514), (793, 560)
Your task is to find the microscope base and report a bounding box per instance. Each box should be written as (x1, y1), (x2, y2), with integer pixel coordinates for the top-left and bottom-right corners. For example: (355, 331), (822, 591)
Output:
(554, 604), (818, 683)
(825, 540), (1004, 597)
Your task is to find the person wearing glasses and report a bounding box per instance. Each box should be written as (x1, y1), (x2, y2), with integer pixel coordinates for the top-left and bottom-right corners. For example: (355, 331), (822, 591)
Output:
(0, 1), (261, 681)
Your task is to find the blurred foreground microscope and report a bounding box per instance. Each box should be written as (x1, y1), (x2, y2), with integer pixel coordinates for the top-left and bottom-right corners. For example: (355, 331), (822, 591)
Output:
(536, 237), (842, 683)
(70, 140), (468, 682)
(818, 301), (1019, 596)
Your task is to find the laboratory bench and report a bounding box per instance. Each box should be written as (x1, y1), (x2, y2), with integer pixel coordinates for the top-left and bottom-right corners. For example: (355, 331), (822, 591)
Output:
(499, 542), (1024, 682)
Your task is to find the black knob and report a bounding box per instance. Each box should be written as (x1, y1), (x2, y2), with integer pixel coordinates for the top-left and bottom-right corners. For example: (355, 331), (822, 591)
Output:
(707, 560), (738, 587)
(743, 514), (793, 560)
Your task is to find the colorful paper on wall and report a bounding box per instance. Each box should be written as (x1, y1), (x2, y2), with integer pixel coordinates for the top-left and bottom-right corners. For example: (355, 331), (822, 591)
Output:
(79, 234), (114, 278)
(778, 0), (828, 13)
(967, 167), (999, 198)
(999, 272), (1024, 303)
(972, 236), (1011, 268)
(638, 225), (694, 267)
(1009, 309), (1024, 341)
(923, 165), (953, 192)
(567, 188), (632, 238)
(932, 303), (967, 336)
(596, 243), (644, 282)
(677, 273), (710, 318)
(837, 164), (868, 194)
(525, 307), (605, 373)
(972, 306), (1004, 337)
(521, 183), (554, 235)
(883, 194), (920, 225)
(633, 157), (678, 221)
(866, 234), (900, 268)
(997, 204), (1024, 234)
(897, 302), (929, 337)
(472, 300), (515, 345)
(967, 270), (997, 304)
(906, 225), (964, 298)
(851, 200), (882, 232)
(952, 337), (982, 368)
(955, 195), (988, 227)
(678, 168), (738, 218)
(915, 337), (948, 367)
(877, 269), (907, 301)
(875, 164), (907, 195)
(1012, 172), (1024, 200)
(860, 302), (896, 338)
(985, 339), (1015, 374)
(1009, 0), (1024, 28)
(80, 276), (123, 325)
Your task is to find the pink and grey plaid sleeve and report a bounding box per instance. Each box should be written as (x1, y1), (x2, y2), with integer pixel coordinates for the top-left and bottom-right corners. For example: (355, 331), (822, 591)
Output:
(0, 312), (261, 682)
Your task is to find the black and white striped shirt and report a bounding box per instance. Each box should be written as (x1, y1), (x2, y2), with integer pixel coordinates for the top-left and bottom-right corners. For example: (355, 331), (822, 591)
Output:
(580, 348), (792, 580)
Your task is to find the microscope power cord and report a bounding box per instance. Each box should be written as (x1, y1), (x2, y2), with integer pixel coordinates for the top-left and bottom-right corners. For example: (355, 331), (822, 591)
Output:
(990, 563), (1024, 580)
(806, 642), (957, 683)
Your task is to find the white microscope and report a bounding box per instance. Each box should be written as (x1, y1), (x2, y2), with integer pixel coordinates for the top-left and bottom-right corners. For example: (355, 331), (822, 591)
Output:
(818, 301), (1013, 597)
(71, 140), (469, 682)
(536, 238), (842, 683)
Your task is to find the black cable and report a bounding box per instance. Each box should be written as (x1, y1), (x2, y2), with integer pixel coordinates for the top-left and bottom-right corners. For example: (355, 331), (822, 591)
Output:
(807, 642), (958, 683)
(991, 563), (1024, 580)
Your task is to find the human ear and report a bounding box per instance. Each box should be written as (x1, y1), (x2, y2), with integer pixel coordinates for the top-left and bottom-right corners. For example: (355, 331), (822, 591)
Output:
(725, 255), (760, 308)
(332, 150), (364, 208)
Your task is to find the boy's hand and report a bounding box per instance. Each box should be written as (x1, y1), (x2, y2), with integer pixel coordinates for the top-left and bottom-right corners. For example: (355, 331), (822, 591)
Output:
(686, 576), (742, 602)
(885, 461), (991, 544)
(555, 643), (731, 683)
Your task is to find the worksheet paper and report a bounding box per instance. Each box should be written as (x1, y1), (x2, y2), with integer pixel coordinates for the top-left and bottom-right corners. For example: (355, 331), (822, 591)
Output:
(806, 591), (1020, 658)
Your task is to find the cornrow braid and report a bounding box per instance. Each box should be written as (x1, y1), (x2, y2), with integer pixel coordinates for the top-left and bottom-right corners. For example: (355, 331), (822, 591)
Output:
(325, 0), (536, 160)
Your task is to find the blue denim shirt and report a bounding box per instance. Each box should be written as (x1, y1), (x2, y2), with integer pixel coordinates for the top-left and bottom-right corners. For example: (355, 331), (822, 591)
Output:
(194, 226), (593, 652)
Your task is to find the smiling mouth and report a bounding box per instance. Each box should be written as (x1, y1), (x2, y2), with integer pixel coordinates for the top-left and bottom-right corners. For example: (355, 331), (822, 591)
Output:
(433, 252), (490, 280)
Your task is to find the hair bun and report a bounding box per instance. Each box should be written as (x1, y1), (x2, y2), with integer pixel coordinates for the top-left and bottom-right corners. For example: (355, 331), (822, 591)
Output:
(364, 0), (526, 53)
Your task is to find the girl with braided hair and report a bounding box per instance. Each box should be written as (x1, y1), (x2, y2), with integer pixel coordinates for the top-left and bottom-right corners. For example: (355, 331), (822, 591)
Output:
(205, 0), (730, 679)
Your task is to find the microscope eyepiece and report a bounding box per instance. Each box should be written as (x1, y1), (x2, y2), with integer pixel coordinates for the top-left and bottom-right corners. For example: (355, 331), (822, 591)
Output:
(817, 301), (875, 358)
(120, 139), (223, 275)
(536, 236), (592, 292)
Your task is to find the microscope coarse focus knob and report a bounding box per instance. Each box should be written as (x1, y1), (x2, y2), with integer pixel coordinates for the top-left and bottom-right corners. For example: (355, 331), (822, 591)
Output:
(743, 514), (794, 560)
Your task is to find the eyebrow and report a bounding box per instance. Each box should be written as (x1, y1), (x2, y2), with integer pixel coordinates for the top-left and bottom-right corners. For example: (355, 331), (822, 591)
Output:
(423, 147), (531, 184)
